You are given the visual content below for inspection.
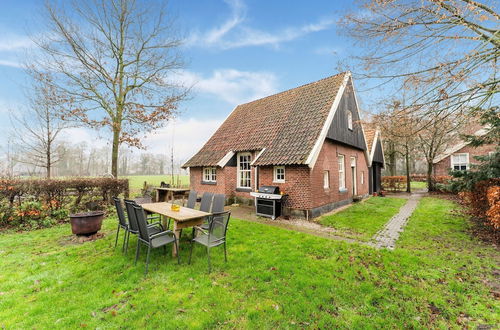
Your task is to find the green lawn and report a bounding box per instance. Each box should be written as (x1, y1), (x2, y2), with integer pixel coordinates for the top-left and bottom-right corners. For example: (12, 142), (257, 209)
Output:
(125, 175), (189, 195)
(319, 197), (407, 241)
(410, 181), (427, 189)
(0, 198), (498, 328)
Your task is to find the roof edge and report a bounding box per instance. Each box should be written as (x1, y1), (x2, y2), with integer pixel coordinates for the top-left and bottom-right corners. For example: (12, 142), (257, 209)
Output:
(305, 72), (351, 168)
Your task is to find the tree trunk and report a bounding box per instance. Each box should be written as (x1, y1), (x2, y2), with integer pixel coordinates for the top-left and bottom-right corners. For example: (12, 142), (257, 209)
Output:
(111, 128), (120, 177)
(426, 161), (434, 192)
(388, 142), (396, 176)
(47, 142), (51, 179)
(405, 143), (411, 193)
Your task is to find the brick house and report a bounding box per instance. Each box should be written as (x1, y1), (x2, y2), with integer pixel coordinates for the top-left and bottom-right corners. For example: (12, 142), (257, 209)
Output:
(364, 128), (385, 194)
(433, 127), (496, 176)
(183, 72), (380, 218)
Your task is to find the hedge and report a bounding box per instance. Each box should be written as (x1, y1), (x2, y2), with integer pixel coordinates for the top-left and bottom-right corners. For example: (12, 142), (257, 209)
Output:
(458, 178), (500, 230)
(0, 178), (129, 230)
(381, 175), (452, 192)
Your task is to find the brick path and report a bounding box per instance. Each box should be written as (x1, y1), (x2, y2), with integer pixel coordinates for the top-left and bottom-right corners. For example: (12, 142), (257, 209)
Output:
(370, 193), (423, 250)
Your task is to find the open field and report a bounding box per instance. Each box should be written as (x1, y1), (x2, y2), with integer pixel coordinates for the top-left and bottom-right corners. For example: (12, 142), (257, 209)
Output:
(0, 197), (497, 328)
(125, 175), (190, 196)
(319, 197), (407, 241)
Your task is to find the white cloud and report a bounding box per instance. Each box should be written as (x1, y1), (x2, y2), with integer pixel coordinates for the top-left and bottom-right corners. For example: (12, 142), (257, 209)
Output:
(0, 33), (34, 68)
(142, 118), (223, 163)
(59, 127), (108, 148)
(178, 68), (279, 104)
(187, 1), (335, 49)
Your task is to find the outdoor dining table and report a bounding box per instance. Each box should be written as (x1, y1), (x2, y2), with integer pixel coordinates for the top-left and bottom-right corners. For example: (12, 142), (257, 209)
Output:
(141, 202), (211, 256)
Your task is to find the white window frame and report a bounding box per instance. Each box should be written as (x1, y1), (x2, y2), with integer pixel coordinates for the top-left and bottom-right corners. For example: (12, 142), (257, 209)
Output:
(361, 171), (364, 185)
(338, 154), (346, 190)
(203, 167), (217, 183)
(451, 153), (469, 171)
(237, 152), (252, 188)
(323, 170), (330, 189)
(347, 111), (353, 130)
(273, 166), (285, 183)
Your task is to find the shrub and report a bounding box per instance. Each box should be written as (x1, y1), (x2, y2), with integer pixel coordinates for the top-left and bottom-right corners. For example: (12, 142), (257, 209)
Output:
(486, 186), (500, 229)
(0, 178), (129, 230)
(458, 179), (500, 230)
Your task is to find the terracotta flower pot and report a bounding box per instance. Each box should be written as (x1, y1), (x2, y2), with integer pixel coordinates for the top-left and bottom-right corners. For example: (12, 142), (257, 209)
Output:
(70, 211), (105, 235)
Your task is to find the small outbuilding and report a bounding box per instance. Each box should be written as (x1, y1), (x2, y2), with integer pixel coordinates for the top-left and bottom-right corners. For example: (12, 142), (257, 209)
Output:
(364, 128), (385, 194)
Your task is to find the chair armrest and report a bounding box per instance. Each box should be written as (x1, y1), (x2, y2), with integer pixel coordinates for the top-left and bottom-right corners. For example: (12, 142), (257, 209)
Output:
(148, 222), (164, 231)
(150, 230), (174, 239)
(147, 215), (160, 219)
(193, 226), (209, 236)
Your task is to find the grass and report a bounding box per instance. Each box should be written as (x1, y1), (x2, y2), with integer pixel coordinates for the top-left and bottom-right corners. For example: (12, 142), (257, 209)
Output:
(319, 197), (407, 241)
(410, 181), (427, 189)
(124, 175), (189, 195)
(0, 198), (498, 328)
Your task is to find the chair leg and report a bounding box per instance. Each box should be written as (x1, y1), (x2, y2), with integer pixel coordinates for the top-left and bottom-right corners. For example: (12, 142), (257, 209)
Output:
(224, 242), (227, 262)
(123, 230), (129, 253)
(121, 229), (127, 253)
(145, 246), (151, 275)
(135, 240), (140, 265)
(126, 231), (131, 254)
(207, 246), (211, 273)
(114, 225), (120, 248)
(188, 240), (194, 264)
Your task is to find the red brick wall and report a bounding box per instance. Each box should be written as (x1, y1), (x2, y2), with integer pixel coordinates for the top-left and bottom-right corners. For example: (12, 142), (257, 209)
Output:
(189, 140), (370, 212)
(309, 140), (369, 209)
(434, 144), (496, 176)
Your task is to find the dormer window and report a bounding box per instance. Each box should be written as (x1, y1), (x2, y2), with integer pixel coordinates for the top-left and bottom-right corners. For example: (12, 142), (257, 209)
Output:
(347, 111), (353, 130)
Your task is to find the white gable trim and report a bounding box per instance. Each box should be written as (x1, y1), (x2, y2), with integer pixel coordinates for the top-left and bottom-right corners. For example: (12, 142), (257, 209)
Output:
(305, 72), (351, 168)
(217, 151), (235, 168)
(250, 148), (266, 166)
(432, 127), (489, 164)
(367, 129), (386, 167)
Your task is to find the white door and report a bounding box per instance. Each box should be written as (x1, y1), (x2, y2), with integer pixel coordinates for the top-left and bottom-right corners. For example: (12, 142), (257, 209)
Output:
(351, 157), (357, 195)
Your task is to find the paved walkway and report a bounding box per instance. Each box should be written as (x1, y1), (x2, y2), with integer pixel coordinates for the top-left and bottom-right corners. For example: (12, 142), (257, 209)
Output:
(369, 192), (423, 250)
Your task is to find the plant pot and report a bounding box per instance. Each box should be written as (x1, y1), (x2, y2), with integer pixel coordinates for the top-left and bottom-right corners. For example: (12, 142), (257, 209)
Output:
(70, 211), (105, 235)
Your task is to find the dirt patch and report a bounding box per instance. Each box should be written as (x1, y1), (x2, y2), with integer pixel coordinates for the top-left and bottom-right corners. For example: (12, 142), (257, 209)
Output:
(59, 232), (106, 245)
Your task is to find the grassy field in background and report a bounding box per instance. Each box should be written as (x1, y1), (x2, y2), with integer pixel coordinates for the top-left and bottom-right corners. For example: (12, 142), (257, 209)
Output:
(0, 197), (497, 328)
(125, 175), (189, 195)
(319, 197), (407, 241)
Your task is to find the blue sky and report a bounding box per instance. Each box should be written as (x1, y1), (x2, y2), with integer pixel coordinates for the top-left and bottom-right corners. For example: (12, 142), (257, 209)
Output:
(0, 0), (363, 162)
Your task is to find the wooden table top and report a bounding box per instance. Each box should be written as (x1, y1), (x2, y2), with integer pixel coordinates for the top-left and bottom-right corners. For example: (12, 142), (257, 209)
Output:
(141, 202), (210, 222)
(155, 187), (190, 192)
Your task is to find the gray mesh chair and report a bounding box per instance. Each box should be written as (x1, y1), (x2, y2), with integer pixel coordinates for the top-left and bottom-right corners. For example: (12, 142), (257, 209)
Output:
(186, 190), (197, 209)
(124, 199), (163, 254)
(189, 211), (231, 273)
(132, 204), (179, 275)
(113, 197), (129, 252)
(199, 192), (214, 212)
(212, 194), (225, 213)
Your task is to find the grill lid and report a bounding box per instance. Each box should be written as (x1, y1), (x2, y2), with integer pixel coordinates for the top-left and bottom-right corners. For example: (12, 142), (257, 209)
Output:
(258, 185), (280, 194)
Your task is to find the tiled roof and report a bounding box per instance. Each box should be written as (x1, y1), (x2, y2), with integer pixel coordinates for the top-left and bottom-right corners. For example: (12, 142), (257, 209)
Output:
(364, 128), (376, 155)
(183, 72), (348, 167)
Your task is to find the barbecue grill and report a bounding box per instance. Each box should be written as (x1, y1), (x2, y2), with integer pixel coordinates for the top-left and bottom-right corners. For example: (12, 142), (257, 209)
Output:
(250, 185), (284, 220)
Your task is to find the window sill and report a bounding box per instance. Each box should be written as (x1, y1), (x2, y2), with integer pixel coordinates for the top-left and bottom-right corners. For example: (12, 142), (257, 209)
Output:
(201, 181), (216, 185)
(236, 187), (252, 192)
(273, 181), (285, 184)
(339, 188), (348, 193)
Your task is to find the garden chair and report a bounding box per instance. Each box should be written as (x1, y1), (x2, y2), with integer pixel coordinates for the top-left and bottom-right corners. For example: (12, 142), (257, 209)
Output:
(200, 193), (225, 230)
(112, 197), (129, 253)
(186, 190), (197, 209)
(124, 199), (164, 254)
(188, 211), (231, 273)
(199, 192), (214, 212)
(132, 204), (179, 275)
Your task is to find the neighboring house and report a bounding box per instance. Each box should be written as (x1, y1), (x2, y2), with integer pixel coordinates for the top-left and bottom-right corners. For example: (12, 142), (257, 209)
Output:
(364, 128), (385, 194)
(433, 128), (495, 176)
(183, 72), (378, 218)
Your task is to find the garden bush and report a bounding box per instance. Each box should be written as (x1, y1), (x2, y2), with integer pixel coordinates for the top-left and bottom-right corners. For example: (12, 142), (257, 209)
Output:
(0, 178), (129, 230)
(458, 178), (500, 230)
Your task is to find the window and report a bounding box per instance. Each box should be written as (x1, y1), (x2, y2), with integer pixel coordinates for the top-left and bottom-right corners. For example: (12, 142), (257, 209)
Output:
(237, 152), (252, 188)
(323, 170), (330, 189)
(361, 171), (364, 185)
(338, 154), (346, 190)
(451, 153), (469, 171)
(203, 167), (216, 182)
(273, 166), (285, 183)
(347, 111), (353, 130)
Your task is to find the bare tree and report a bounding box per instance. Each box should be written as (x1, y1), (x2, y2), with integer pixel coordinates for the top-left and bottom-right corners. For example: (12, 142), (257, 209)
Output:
(341, 0), (499, 119)
(417, 111), (466, 190)
(11, 72), (69, 178)
(33, 0), (188, 177)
